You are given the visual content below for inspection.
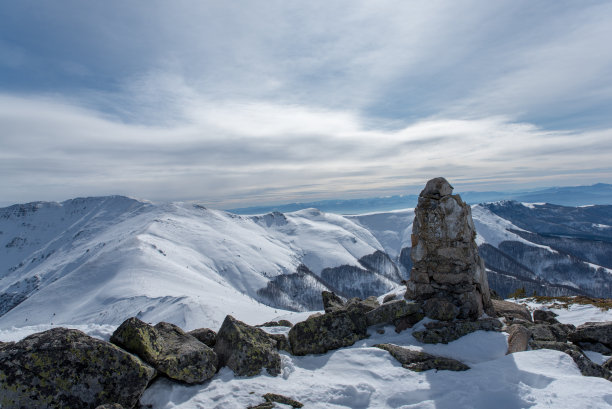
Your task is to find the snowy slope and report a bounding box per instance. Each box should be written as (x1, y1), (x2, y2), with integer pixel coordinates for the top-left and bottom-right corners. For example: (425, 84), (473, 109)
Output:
(0, 198), (396, 330)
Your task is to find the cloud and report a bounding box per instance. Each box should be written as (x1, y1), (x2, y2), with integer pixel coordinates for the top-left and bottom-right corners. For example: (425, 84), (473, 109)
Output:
(1, 93), (611, 207)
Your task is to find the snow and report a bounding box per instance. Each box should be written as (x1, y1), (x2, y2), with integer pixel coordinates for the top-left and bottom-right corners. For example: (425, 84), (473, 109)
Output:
(521, 202), (546, 209)
(139, 309), (612, 409)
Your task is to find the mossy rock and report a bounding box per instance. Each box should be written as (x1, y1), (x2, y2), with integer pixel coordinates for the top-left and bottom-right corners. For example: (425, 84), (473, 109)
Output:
(365, 300), (421, 327)
(111, 318), (218, 384)
(413, 318), (502, 344)
(188, 327), (216, 347)
(288, 309), (368, 355)
(214, 315), (281, 377)
(0, 327), (155, 409)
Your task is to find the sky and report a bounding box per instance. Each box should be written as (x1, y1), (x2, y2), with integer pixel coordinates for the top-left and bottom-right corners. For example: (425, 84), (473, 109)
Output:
(1, 1), (612, 208)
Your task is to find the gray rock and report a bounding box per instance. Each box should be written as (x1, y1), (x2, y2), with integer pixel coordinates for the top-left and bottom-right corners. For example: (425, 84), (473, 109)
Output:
(188, 327), (216, 347)
(214, 315), (280, 377)
(111, 318), (218, 384)
(95, 405), (124, 409)
(263, 393), (304, 408)
(268, 333), (291, 352)
(405, 177), (493, 320)
(491, 299), (532, 322)
(383, 293), (397, 303)
(576, 341), (612, 355)
(533, 309), (559, 324)
(529, 340), (612, 381)
(288, 309), (368, 355)
(375, 343), (469, 372)
(322, 291), (345, 313)
(346, 296), (380, 313)
(422, 298), (459, 321)
(604, 356), (612, 371)
(0, 327), (155, 409)
(413, 318), (502, 344)
(569, 321), (612, 349)
(531, 323), (574, 343)
(248, 403), (275, 409)
(365, 300), (421, 326)
(257, 320), (293, 328)
(394, 311), (426, 333)
(506, 324), (531, 354)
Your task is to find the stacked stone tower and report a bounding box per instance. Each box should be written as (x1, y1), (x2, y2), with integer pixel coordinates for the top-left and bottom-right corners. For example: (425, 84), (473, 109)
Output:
(405, 177), (493, 320)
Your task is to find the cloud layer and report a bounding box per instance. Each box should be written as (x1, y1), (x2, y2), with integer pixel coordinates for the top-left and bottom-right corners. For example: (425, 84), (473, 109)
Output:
(1, 1), (612, 206)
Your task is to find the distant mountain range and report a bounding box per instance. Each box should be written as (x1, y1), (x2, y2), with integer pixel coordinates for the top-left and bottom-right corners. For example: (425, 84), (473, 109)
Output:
(1, 193), (611, 332)
(228, 183), (612, 214)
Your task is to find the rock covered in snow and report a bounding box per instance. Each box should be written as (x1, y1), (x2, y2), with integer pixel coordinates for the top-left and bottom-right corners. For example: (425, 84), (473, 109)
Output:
(0, 327), (155, 409)
(405, 177), (494, 320)
(110, 317), (218, 384)
(214, 315), (281, 377)
(375, 343), (470, 372)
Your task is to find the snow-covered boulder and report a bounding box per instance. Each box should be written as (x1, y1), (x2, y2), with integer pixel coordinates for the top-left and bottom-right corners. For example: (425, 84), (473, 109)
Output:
(110, 318), (218, 384)
(0, 327), (155, 409)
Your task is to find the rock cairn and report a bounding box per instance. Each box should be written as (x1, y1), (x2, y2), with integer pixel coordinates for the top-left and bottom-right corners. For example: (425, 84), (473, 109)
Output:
(405, 177), (494, 320)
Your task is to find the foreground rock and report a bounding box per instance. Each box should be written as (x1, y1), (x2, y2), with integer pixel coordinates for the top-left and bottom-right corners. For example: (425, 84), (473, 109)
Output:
(365, 299), (422, 326)
(214, 315), (280, 377)
(376, 343), (469, 372)
(491, 299), (532, 322)
(0, 327), (155, 409)
(413, 318), (502, 344)
(533, 309), (559, 324)
(263, 393), (304, 408)
(289, 309), (368, 355)
(188, 328), (217, 347)
(111, 318), (217, 384)
(322, 291), (346, 313)
(568, 321), (612, 354)
(405, 177), (494, 320)
(506, 324), (531, 354)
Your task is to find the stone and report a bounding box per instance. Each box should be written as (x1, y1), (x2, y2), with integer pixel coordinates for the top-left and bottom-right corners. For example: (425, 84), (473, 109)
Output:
(413, 318), (502, 344)
(268, 333), (291, 352)
(257, 320), (293, 328)
(422, 298), (459, 321)
(576, 341), (612, 355)
(375, 343), (469, 372)
(604, 357), (612, 371)
(405, 177), (493, 320)
(394, 311), (426, 333)
(568, 321), (612, 349)
(529, 340), (612, 381)
(95, 405), (124, 409)
(263, 393), (304, 408)
(383, 293), (397, 303)
(111, 318), (218, 384)
(188, 328), (217, 347)
(288, 309), (368, 355)
(533, 309), (559, 324)
(214, 315), (281, 377)
(0, 327), (155, 409)
(322, 291), (345, 313)
(248, 403), (275, 409)
(491, 299), (532, 322)
(346, 296), (380, 312)
(506, 324), (531, 354)
(365, 300), (422, 326)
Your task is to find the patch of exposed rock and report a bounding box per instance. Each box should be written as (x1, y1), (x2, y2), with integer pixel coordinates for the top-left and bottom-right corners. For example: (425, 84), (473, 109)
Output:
(568, 321), (612, 354)
(375, 343), (469, 372)
(263, 393), (304, 408)
(0, 327), (155, 409)
(188, 327), (216, 347)
(529, 340), (612, 380)
(533, 309), (559, 324)
(491, 299), (532, 322)
(405, 177), (493, 320)
(413, 318), (502, 344)
(506, 324), (531, 354)
(365, 299), (422, 327)
(111, 318), (217, 384)
(214, 315), (281, 377)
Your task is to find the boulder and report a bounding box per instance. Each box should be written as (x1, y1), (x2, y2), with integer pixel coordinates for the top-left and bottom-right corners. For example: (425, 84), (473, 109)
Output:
(263, 393), (304, 408)
(422, 298), (459, 321)
(188, 328), (216, 347)
(111, 318), (217, 384)
(568, 321), (612, 350)
(394, 311), (426, 333)
(375, 343), (469, 372)
(576, 341), (612, 355)
(365, 300), (422, 326)
(531, 323), (574, 343)
(533, 309), (559, 324)
(506, 324), (531, 354)
(383, 293), (397, 303)
(0, 327), (155, 409)
(346, 296), (379, 313)
(604, 357), (612, 371)
(322, 291), (345, 313)
(95, 405), (124, 409)
(288, 309), (368, 355)
(413, 318), (502, 344)
(214, 315), (280, 377)
(257, 320), (293, 328)
(268, 333), (291, 352)
(491, 299), (532, 322)
(405, 177), (493, 320)
(529, 340), (612, 381)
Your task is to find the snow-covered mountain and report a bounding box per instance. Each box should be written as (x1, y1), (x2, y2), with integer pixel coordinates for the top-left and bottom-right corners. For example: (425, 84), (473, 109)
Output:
(1, 196), (611, 332)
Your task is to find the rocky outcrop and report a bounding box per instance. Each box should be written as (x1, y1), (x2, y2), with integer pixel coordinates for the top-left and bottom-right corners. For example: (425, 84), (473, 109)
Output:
(413, 318), (502, 344)
(405, 177), (493, 320)
(111, 318), (218, 384)
(214, 315), (281, 377)
(365, 299), (422, 326)
(188, 327), (217, 347)
(491, 299), (532, 322)
(288, 308), (368, 355)
(322, 291), (346, 313)
(0, 327), (155, 409)
(257, 320), (293, 328)
(568, 321), (612, 353)
(533, 309), (559, 324)
(506, 324), (531, 354)
(530, 323), (574, 343)
(375, 343), (469, 372)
